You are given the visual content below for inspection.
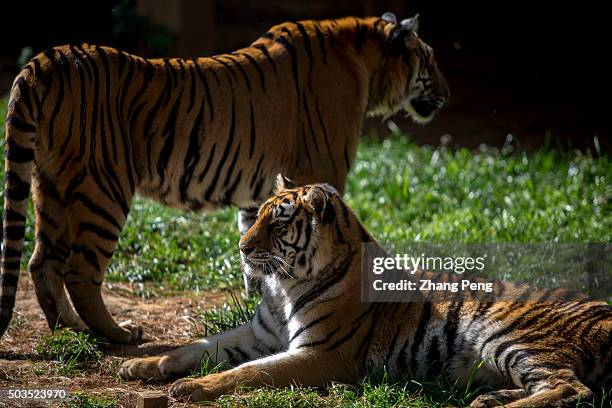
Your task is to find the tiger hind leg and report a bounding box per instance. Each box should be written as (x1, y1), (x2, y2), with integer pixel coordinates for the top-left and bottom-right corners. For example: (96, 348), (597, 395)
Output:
(29, 182), (85, 330)
(63, 183), (142, 344)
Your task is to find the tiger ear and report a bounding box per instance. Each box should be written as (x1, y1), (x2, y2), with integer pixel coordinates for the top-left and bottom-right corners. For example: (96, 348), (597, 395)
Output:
(274, 173), (298, 193)
(302, 185), (335, 224)
(381, 12), (397, 24)
(387, 13), (420, 52)
(400, 14), (419, 33)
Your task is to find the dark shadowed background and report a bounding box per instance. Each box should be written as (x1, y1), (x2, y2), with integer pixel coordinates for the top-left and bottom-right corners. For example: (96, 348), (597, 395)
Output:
(1, 0), (609, 151)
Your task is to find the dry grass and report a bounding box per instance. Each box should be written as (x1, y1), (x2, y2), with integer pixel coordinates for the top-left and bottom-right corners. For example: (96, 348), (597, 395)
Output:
(0, 275), (229, 407)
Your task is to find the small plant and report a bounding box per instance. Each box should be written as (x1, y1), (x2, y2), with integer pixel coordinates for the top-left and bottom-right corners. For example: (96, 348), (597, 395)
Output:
(197, 290), (260, 336)
(69, 392), (117, 408)
(189, 353), (231, 378)
(36, 328), (101, 374)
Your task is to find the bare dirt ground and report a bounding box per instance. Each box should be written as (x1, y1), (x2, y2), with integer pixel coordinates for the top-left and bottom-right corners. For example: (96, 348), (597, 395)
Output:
(0, 275), (230, 407)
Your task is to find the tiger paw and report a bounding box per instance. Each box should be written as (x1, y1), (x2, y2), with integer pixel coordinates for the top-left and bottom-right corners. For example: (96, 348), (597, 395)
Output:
(170, 376), (227, 402)
(118, 321), (144, 344)
(470, 389), (527, 407)
(119, 356), (168, 381)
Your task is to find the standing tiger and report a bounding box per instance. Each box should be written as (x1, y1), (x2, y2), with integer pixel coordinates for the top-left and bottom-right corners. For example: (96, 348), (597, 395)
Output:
(120, 179), (612, 406)
(0, 13), (449, 344)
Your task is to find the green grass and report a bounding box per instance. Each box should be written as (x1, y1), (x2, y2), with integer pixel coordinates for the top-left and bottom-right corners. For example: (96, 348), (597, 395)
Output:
(67, 392), (117, 408)
(36, 328), (102, 374)
(2, 99), (611, 406)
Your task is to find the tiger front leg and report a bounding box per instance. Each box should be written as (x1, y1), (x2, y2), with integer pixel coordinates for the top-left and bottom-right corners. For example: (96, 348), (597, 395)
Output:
(120, 322), (273, 382)
(169, 349), (355, 402)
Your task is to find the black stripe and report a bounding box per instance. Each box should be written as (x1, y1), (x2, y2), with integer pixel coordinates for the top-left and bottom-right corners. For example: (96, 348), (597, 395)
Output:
(95, 245), (114, 259)
(253, 45), (277, 76)
(223, 170), (242, 204)
(211, 57), (238, 81)
(5, 171), (30, 201)
(221, 144), (242, 189)
(409, 302), (432, 374)
(426, 336), (443, 377)
(354, 21), (368, 52)
(35, 206), (59, 229)
(156, 88), (185, 181)
(314, 23), (328, 64)
(356, 307), (379, 358)
(204, 98), (237, 201)
(73, 192), (122, 230)
(72, 46), (88, 157)
(1, 261), (21, 271)
(5, 138), (33, 163)
(276, 37), (299, 98)
(44, 49), (63, 150)
(79, 222), (118, 242)
(0, 274), (18, 287)
(479, 304), (557, 356)
(4, 225), (26, 241)
(96, 46), (119, 163)
(187, 63), (196, 113)
(248, 101), (256, 159)
(294, 22), (313, 90)
(254, 308), (277, 339)
(116, 58), (136, 191)
(324, 304), (377, 351)
(197, 143), (217, 183)
(249, 154), (264, 189)
(230, 346), (250, 362)
(64, 169), (86, 201)
(223, 347), (238, 363)
(176, 58), (186, 80)
(193, 60), (215, 122)
(6, 116), (35, 133)
(289, 311), (333, 343)
(343, 147), (351, 171)
(70, 244), (100, 271)
(301, 125), (313, 169)
(314, 98), (337, 171)
(15, 77), (34, 118)
(126, 59), (152, 123)
(252, 176), (266, 201)
(2, 247), (22, 258)
(236, 52), (266, 92)
(71, 45), (93, 79)
(88, 164), (120, 213)
(443, 302), (462, 365)
(142, 91), (167, 177)
(162, 59), (175, 107)
(289, 252), (354, 320)
(302, 92), (319, 153)
(384, 312), (405, 365)
(179, 101), (205, 203)
(58, 112), (75, 162)
(297, 326), (341, 349)
(224, 55), (251, 92)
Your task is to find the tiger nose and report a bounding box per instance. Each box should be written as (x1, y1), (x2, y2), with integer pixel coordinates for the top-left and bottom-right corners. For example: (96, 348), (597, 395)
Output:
(239, 242), (255, 255)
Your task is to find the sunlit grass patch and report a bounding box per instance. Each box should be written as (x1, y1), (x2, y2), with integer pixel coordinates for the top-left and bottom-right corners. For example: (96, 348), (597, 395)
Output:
(36, 328), (101, 374)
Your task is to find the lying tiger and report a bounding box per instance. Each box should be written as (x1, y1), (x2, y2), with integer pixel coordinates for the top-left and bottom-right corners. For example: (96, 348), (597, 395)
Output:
(120, 178), (612, 407)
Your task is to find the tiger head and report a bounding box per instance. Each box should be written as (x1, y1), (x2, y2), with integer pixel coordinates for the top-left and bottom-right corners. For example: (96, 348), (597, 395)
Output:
(369, 12), (450, 123)
(239, 176), (359, 281)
